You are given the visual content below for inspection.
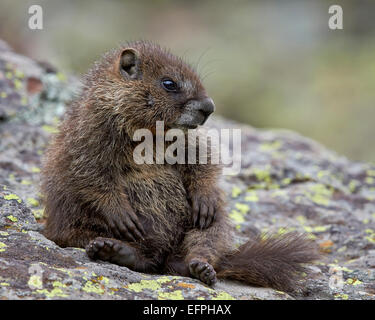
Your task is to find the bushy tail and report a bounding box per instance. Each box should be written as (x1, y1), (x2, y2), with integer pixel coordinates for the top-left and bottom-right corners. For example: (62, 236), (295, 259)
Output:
(216, 232), (320, 292)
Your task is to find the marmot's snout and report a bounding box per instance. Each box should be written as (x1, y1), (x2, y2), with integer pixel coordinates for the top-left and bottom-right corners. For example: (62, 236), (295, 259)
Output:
(175, 97), (215, 128)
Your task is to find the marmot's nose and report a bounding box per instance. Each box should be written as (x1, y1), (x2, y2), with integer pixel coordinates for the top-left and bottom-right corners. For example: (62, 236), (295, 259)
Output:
(198, 97), (215, 118)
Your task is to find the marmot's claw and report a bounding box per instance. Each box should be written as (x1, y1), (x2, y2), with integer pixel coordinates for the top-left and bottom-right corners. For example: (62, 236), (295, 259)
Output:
(189, 258), (217, 286)
(191, 194), (217, 230)
(106, 210), (145, 242)
(86, 237), (117, 261)
(86, 237), (137, 268)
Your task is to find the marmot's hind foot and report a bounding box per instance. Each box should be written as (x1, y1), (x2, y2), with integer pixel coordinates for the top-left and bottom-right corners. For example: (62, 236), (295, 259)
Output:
(189, 259), (217, 286)
(86, 237), (136, 268)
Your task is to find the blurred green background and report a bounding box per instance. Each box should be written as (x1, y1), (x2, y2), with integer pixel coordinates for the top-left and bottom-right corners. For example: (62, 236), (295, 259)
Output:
(1, 0), (374, 162)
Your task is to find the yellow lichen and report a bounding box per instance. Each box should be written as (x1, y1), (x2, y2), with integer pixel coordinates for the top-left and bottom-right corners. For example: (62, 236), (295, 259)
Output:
(82, 281), (105, 294)
(42, 125), (59, 134)
(6, 215), (18, 222)
(334, 293), (348, 300)
(27, 198), (40, 207)
(234, 203), (250, 214)
(4, 194), (22, 203)
(36, 288), (68, 298)
(229, 209), (245, 224)
(32, 209), (44, 219)
(0, 242), (7, 252)
(346, 278), (362, 286)
(305, 184), (333, 206)
(252, 166), (271, 183)
(244, 191), (259, 202)
(231, 186), (241, 198)
(259, 141), (282, 152)
(158, 290), (184, 300)
(28, 275), (43, 289)
(212, 291), (235, 300)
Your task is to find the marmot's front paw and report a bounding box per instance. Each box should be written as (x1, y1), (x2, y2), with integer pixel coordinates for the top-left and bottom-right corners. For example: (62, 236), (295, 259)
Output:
(104, 209), (145, 242)
(189, 259), (217, 286)
(190, 192), (219, 229)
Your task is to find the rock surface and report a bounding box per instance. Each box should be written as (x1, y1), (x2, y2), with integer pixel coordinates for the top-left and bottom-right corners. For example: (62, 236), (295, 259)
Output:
(0, 40), (374, 300)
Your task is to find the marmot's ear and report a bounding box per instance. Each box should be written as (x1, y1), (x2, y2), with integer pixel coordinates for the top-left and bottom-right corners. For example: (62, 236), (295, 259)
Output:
(119, 48), (141, 80)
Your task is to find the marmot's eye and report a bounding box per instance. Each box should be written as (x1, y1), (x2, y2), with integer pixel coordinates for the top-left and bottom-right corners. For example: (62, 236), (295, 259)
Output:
(161, 79), (178, 92)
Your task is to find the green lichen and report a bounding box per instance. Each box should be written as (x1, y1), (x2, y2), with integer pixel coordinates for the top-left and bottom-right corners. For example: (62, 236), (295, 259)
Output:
(252, 166), (271, 183)
(296, 215), (307, 225)
(0, 231), (9, 236)
(21, 179), (32, 185)
(32, 209), (44, 219)
(244, 191), (259, 202)
(229, 209), (245, 224)
(317, 170), (330, 179)
(42, 125), (59, 134)
(27, 197), (40, 207)
(346, 278), (363, 286)
(303, 225), (329, 233)
(126, 276), (177, 293)
(235, 203), (250, 214)
(14, 69), (24, 78)
(127, 279), (162, 293)
(14, 79), (22, 90)
(304, 184), (333, 206)
(56, 72), (67, 82)
(6, 215), (18, 222)
(158, 290), (184, 300)
(259, 141), (282, 152)
(365, 177), (374, 184)
(82, 281), (105, 294)
(28, 275), (43, 289)
(4, 194), (22, 203)
(271, 189), (287, 198)
(36, 287), (68, 298)
(334, 293), (349, 300)
(277, 227), (296, 235)
(231, 186), (241, 198)
(31, 167), (41, 173)
(0, 242), (7, 252)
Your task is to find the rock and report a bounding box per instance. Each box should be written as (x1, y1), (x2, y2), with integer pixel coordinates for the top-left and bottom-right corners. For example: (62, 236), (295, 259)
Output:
(0, 40), (374, 300)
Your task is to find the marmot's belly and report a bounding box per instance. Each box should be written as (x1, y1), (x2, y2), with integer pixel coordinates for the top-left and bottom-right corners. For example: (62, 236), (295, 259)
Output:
(124, 167), (190, 254)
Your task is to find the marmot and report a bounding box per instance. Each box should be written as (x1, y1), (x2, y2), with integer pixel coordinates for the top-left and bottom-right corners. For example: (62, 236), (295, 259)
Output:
(41, 41), (318, 292)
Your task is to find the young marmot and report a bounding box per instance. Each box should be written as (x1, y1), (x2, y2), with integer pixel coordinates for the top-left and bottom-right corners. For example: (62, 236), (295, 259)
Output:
(42, 41), (318, 292)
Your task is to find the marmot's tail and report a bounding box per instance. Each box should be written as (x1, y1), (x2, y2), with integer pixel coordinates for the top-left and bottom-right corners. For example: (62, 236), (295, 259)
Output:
(216, 232), (320, 292)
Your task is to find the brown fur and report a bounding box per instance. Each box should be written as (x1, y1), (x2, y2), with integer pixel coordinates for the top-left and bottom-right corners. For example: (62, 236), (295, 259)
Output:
(41, 41), (319, 292)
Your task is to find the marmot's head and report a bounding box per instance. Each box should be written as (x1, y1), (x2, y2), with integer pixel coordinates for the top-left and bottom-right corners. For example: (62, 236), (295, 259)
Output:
(85, 41), (215, 134)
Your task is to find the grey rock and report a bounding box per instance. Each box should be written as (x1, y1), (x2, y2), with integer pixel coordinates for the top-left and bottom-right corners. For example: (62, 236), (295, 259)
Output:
(1, 40), (375, 300)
